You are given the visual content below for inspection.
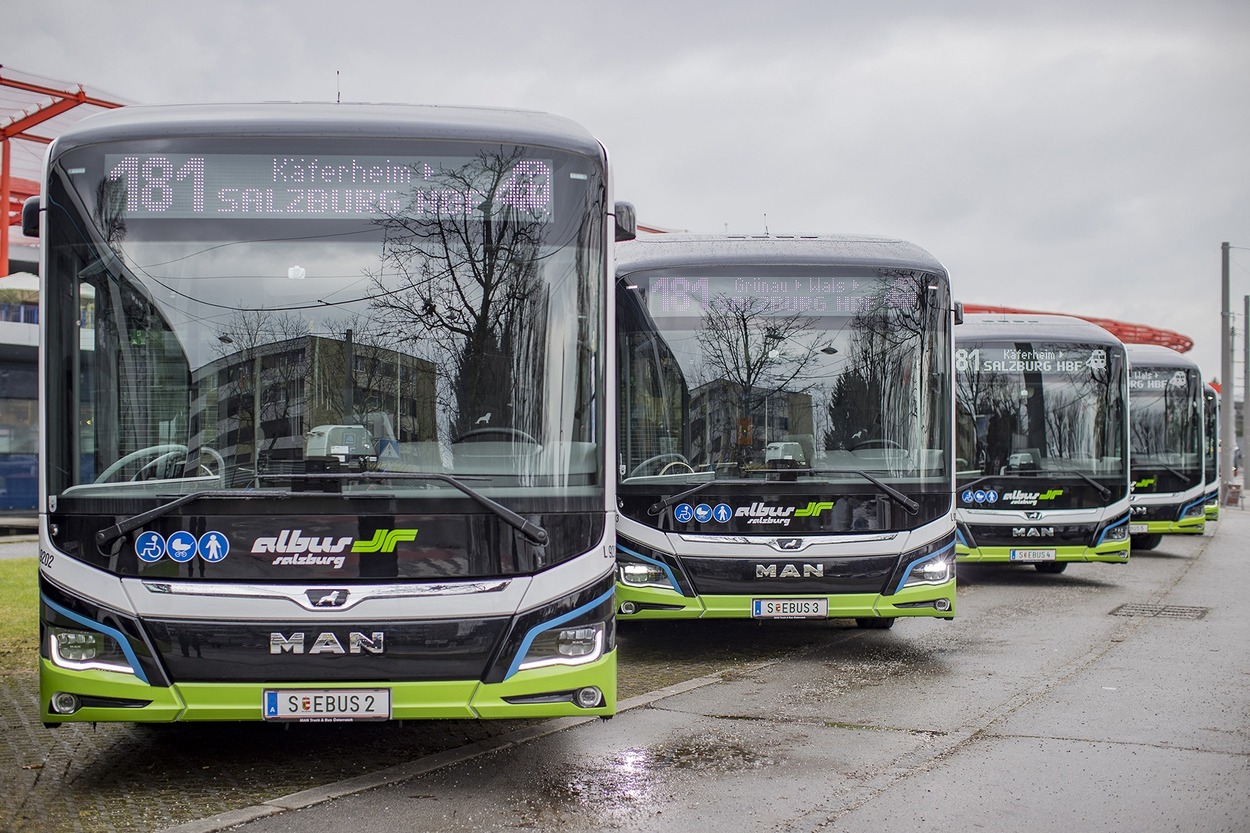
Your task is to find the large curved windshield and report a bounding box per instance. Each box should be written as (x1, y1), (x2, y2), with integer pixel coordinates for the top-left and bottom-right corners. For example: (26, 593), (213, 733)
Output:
(44, 138), (606, 506)
(1129, 365), (1202, 491)
(617, 265), (951, 497)
(955, 340), (1128, 502)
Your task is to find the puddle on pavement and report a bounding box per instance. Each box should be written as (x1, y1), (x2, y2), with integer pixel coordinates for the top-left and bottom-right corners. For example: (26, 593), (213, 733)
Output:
(511, 732), (776, 825)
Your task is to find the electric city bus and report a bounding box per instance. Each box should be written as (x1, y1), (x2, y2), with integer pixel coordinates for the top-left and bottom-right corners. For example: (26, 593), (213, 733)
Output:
(27, 102), (633, 724)
(614, 234), (957, 628)
(1203, 383), (1220, 521)
(1125, 343), (1206, 550)
(953, 314), (1131, 573)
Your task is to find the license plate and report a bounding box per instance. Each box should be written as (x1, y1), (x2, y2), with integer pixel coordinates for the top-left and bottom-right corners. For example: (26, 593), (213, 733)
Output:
(263, 689), (391, 722)
(1129, 523), (1148, 535)
(751, 598), (828, 619)
(1010, 549), (1057, 562)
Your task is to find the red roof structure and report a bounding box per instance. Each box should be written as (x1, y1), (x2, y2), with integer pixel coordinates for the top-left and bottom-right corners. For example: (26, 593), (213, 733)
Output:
(962, 304), (1193, 353)
(2, 66), (129, 275)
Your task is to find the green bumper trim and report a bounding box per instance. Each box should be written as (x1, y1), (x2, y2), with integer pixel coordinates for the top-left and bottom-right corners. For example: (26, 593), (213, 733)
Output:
(616, 580), (955, 620)
(1139, 517), (1205, 535)
(40, 651), (616, 723)
(956, 543), (1130, 564)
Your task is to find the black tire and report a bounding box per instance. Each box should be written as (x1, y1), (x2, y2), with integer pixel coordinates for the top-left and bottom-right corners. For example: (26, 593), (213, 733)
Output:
(1034, 561), (1068, 574)
(854, 617), (896, 629)
(1131, 533), (1162, 551)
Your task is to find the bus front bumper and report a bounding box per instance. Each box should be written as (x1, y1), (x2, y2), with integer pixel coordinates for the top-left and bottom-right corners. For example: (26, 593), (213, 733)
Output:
(39, 651), (617, 723)
(615, 580), (955, 621)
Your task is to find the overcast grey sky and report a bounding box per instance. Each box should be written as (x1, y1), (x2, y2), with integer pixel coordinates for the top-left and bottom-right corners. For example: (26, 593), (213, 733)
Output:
(6, 0), (1250, 380)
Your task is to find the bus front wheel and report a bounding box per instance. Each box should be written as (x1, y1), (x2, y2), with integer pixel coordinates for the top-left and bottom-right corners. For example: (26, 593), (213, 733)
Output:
(1034, 562), (1068, 574)
(854, 617), (896, 629)
(1131, 533), (1162, 551)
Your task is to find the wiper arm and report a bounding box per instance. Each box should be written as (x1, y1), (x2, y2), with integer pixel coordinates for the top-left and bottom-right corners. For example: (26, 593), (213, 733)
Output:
(1069, 470), (1112, 500)
(95, 489), (293, 547)
(647, 478), (718, 517)
(260, 472), (548, 546)
(812, 469), (919, 514)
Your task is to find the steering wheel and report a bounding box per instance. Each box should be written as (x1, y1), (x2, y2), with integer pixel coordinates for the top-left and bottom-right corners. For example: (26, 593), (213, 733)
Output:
(629, 453), (692, 478)
(851, 438), (905, 451)
(452, 427), (539, 444)
(95, 445), (189, 484)
(187, 446), (226, 480)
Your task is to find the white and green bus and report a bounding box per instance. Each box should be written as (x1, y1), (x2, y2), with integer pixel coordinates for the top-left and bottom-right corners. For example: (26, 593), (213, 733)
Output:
(1125, 343), (1207, 550)
(28, 102), (630, 724)
(954, 314), (1131, 572)
(1203, 383), (1221, 521)
(614, 234), (957, 628)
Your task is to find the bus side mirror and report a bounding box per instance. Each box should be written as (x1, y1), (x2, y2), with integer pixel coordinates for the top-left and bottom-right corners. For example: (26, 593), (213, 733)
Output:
(953, 301), (965, 325)
(22, 196), (40, 238)
(614, 201), (636, 242)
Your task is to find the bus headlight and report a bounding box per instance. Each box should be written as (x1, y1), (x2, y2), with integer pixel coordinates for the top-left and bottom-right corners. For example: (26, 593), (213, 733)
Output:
(1181, 502), (1205, 519)
(1103, 523), (1130, 542)
(518, 622), (606, 671)
(49, 627), (135, 676)
(619, 562), (669, 587)
(902, 550), (955, 587)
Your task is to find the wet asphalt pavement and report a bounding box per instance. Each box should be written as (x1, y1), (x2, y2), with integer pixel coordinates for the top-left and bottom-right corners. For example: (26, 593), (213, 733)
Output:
(163, 509), (1249, 833)
(4, 510), (1247, 833)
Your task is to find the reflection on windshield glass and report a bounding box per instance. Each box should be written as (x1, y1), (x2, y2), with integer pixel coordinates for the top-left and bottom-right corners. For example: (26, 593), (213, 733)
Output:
(50, 144), (604, 499)
(618, 268), (950, 485)
(954, 341), (1126, 480)
(1128, 367), (1202, 469)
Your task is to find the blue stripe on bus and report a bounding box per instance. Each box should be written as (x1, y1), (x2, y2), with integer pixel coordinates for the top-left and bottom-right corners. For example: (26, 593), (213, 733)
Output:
(505, 587), (615, 680)
(615, 543), (681, 592)
(41, 594), (150, 684)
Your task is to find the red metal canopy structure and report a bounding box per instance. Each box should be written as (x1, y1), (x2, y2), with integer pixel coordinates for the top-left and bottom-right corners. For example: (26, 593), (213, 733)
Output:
(962, 304), (1193, 353)
(2, 66), (129, 275)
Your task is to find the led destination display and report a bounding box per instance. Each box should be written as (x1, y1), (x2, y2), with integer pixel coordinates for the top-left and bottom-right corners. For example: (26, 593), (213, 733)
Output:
(100, 153), (555, 221)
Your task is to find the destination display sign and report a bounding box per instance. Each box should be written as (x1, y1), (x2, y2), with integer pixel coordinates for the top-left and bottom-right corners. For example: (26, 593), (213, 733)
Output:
(1129, 367), (1194, 391)
(96, 153), (555, 221)
(642, 273), (923, 319)
(956, 343), (1109, 375)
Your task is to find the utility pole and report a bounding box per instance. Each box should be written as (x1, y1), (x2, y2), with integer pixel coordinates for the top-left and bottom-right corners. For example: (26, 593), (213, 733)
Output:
(1221, 242), (1235, 502)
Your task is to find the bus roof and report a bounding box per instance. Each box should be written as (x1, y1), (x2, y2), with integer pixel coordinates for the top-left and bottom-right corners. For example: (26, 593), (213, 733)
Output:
(1125, 341), (1204, 372)
(48, 101), (605, 158)
(958, 312), (1125, 348)
(615, 233), (947, 276)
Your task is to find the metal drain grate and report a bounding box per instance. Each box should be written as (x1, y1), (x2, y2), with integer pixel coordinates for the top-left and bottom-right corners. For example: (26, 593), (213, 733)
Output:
(1111, 603), (1209, 620)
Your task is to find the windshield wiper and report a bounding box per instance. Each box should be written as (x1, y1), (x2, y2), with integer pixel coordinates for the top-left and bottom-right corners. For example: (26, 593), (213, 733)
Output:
(1139, 463), (1194, 487)
(1069, 470), (1112, 500)
(259, 472), (548, 546)
(811, 469), (919, 514)
(646, 478), (719, 517)
(95, 489), (293, 547)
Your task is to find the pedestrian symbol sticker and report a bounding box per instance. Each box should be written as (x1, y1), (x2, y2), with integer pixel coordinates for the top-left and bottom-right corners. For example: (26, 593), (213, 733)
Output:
(713, 504), (732, 523)
(199, 532), (230, 563)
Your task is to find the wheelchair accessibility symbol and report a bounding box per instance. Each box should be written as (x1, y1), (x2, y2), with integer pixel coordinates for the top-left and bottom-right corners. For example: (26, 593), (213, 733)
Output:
(674, 503), (695, 523)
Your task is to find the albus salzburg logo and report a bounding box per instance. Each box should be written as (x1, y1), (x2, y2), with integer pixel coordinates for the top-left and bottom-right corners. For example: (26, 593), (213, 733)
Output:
(735, 501), (834, 527)
(254, 528), (418, 569)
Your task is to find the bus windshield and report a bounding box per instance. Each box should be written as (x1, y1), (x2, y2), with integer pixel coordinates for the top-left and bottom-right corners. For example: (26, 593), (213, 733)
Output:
(45, 138), (606, 507)
(617, 265), (951, 498)
(955, 340), (1127, 493)
(1130, 365), (1202, 488)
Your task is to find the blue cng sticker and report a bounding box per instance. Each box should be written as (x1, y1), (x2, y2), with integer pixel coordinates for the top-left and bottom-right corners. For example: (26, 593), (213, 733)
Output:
(674, 503), (695, 523)
(166, 531), (198, 562)
(694, 504), (713, 522)
(135, 531), (166, 562)
(713, 503), (732, 523)
(198, 532), (230, 562)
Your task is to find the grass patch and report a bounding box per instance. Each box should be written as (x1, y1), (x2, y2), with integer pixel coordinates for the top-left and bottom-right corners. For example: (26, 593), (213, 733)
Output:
(0, 557), (39, 676)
